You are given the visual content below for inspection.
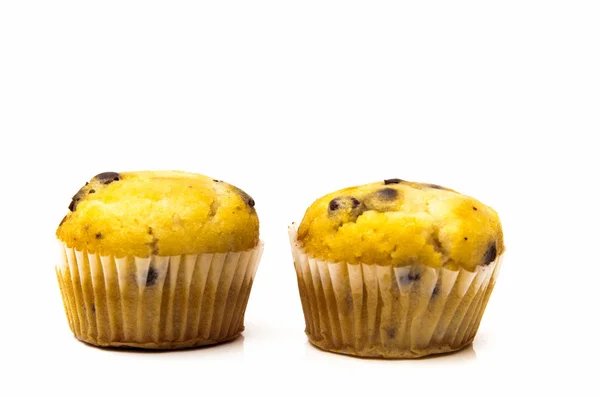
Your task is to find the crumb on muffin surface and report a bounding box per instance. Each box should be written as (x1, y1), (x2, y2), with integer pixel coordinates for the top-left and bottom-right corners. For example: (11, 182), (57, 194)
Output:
(297, 179), (503, 271)
(56, 171), (259, 257)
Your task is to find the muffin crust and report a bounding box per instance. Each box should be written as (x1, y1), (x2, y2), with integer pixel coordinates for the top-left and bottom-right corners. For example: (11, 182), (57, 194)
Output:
(57, 170), (259, 257)
(297, 179), (503, 271)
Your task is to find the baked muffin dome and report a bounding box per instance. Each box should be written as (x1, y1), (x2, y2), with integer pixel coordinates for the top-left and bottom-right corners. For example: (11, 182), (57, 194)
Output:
(297, 178), (503, 271)
(56, 170), (259, 257)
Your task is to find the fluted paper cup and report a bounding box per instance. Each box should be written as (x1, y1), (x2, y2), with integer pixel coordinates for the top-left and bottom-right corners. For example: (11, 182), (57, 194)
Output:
(55, 242), (263, 349)
(289, 225), (502, 358)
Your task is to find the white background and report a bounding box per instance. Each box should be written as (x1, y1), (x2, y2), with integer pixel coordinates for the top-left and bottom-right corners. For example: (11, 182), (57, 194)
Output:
(1, 1), (599, 397)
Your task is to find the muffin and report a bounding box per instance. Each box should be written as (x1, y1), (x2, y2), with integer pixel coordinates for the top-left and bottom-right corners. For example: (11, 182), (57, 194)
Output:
(288, 178), (504, 358)
(55, 171), (263, 349)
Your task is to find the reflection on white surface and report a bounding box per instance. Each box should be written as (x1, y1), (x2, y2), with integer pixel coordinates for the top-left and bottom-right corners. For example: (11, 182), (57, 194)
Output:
(162, 335), (245, 359)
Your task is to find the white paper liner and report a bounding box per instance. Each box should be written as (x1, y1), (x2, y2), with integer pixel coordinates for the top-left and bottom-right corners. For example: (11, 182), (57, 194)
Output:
(55, 242), (264, 349)
(288, 225), (503, 358)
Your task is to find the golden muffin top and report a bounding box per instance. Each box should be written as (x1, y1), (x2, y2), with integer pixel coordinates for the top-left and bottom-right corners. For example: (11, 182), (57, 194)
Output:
(56, 171), (259, 257)
(297, 179), (503, 271)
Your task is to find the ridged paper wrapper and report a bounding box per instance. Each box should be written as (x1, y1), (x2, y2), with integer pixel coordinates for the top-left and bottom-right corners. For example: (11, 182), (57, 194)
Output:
(55, 242), (263, 349)
(289, 226), (502, 358)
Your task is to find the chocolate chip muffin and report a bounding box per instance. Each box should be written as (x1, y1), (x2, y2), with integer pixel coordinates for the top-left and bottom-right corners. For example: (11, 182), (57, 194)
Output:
(55, 171), (263, 349)
(289, 178), (504, 358)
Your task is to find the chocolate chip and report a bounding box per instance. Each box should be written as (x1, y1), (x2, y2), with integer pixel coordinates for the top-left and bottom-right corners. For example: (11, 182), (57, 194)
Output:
(146, 266), (159, 286)
(473, 206), (478, 211)
(385, 327), (397, 339)
(329, 199), (340, 211)
(376, 188), (398, 200)
(329, 197), (361, 212)
(483, 242), (497, 265)
(148, 227), (153, 235)
(426, 184), (445, 190)
(328, 196), (366, 221)
(89, 189), (95, 194)
(364, 188), (402, 212)
(95, 232), (103, 239)
(384, 178), (403, 185)
(213, 179), (220, 182)
(398, 267), (421, 285)
(232, 186), (255, 208)
(407, 269), (421, 282)
(73, 186), (88, 199)
(464, 237), (468, 241)
(69, 184), (90, 211)
(93, 172), (121, 185)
